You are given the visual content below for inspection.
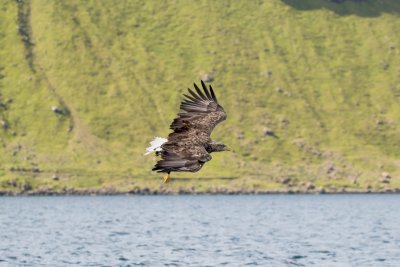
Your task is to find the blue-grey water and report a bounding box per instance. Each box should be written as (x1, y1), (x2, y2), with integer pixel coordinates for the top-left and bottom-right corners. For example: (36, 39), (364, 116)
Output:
(0, 195), (399, 267)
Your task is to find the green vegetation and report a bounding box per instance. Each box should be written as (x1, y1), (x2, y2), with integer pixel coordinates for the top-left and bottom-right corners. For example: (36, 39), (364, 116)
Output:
(1, 0), (400, 194)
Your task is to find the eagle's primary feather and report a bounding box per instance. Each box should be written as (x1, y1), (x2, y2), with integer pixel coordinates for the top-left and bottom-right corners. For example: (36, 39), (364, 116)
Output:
(151, 80), (227, 175)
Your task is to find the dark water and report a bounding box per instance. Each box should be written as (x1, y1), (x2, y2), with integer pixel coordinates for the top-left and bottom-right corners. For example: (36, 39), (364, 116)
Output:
(0, 195), (399, 267)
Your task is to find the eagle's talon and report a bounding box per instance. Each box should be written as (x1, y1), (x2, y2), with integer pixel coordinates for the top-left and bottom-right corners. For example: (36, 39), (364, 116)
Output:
(163, 173), (170, 184)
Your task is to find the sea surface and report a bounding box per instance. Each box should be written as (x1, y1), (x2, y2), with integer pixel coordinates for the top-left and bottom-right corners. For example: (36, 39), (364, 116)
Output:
(0, 195), (399, 267)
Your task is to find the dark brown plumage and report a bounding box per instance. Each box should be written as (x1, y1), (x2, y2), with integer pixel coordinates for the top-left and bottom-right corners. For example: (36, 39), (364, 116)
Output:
(151, 81), (228, 179)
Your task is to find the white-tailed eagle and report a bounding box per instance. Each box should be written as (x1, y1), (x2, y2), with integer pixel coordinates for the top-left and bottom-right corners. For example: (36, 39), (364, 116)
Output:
(145, 81), (229, 183)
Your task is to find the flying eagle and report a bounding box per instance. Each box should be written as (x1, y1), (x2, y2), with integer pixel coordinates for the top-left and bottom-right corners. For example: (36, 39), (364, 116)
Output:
(145, 81), (229, 183)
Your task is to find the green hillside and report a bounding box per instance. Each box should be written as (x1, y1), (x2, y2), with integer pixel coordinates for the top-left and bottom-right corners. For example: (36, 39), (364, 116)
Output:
(1, 0), (400, 194)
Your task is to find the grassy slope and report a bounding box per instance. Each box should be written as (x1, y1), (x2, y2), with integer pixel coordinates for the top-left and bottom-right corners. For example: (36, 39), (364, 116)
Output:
(1, 0), (400, 193)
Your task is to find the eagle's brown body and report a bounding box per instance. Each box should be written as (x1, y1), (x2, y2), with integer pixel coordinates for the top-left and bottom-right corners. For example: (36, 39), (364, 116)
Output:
(152, 81), (228, 176)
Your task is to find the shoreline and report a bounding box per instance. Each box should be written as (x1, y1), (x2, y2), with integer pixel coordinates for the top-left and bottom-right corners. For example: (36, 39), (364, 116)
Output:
(1, 188), (399, 196)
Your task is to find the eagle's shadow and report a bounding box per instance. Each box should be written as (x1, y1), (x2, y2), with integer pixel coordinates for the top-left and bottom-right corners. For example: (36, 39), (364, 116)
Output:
(280, 0), (400, 17)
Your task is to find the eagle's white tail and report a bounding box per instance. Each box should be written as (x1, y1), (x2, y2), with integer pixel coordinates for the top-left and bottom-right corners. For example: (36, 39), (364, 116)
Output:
(145, 137), (168, 155)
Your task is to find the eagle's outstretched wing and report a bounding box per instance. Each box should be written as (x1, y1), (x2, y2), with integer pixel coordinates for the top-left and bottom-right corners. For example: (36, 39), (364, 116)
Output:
(152, 146), (211, 173)
(152, 81), (226, 173)
(169, 80), (226, 137)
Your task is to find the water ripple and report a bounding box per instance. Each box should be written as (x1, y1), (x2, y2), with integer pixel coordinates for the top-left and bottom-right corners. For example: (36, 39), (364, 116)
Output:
(0, 195), (399, 266)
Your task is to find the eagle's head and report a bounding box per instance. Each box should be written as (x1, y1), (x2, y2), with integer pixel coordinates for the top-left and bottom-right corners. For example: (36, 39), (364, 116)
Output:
(207, 142), (231, 153)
